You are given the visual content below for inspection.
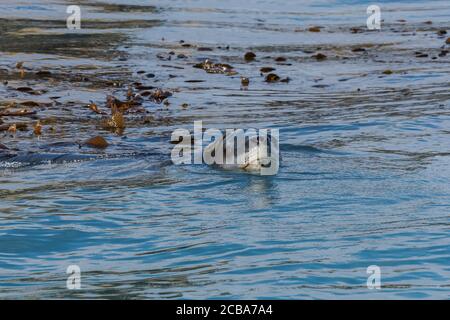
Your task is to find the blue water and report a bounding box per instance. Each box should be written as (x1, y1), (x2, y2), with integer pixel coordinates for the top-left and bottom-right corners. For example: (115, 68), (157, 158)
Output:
(0, 0), (449, 299)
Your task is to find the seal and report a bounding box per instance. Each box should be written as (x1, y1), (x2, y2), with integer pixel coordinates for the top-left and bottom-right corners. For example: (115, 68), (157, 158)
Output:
(203, 130), (280, 175)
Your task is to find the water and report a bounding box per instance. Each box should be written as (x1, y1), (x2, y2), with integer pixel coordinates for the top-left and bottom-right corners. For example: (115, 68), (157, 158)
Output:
(0, 0), (450, 299)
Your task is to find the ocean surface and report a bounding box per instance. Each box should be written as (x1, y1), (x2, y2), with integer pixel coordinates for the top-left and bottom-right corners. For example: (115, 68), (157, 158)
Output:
(0, 0), (449, 299)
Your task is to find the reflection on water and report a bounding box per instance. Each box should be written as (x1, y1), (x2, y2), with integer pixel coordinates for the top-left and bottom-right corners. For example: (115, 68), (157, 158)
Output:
(0, 0), (450, 299)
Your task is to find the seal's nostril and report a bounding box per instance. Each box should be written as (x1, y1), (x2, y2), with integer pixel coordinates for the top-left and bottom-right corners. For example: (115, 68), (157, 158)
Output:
(261, 161), (271, 168)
